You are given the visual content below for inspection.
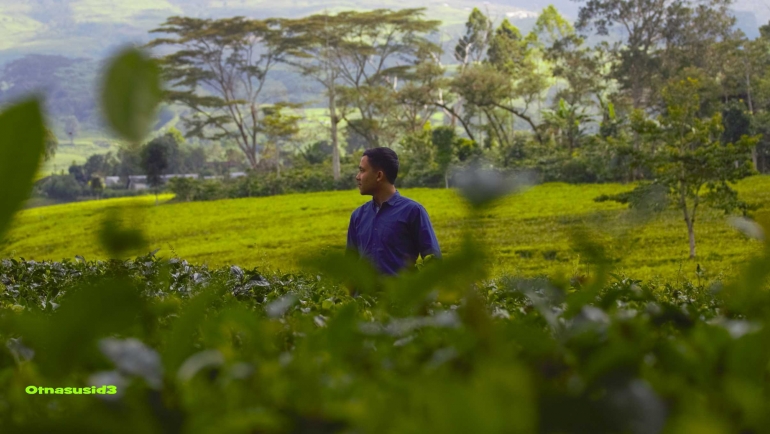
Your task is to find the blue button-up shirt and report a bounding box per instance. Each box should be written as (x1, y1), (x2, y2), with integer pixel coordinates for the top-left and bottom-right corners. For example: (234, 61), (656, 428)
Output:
(347, 190), (442, 275)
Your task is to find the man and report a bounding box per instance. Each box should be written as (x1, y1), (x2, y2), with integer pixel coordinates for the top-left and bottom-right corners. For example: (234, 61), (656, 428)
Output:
(347, 147), (442, 276)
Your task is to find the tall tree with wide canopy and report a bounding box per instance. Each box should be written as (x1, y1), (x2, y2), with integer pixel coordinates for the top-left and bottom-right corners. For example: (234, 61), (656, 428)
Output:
(281, 13), (349, 180)
(575, 0), (735, 111)
(328, 8), (442, 150)
(282, 9), (441, 174)
(146, 16), (290, 169)
(451, 17), (550, 147)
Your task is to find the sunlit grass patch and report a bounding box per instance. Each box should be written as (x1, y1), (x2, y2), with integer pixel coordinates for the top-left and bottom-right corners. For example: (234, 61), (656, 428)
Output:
(4, 176), (770, 283)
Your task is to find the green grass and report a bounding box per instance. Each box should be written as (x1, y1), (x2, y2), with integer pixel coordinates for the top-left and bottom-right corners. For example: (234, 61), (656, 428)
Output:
(3, 176), (770, 282)
(39, 137), (122, 177)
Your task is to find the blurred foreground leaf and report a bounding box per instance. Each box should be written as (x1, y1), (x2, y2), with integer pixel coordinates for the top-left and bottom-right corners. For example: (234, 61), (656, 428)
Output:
(298, 250), (381, 296)
(101, 47), (162, 142)
(453, 163), (536, 208)
(13, 277), (145, 379)
(0, 99), (45, 241)
(98, 205), (149, 258)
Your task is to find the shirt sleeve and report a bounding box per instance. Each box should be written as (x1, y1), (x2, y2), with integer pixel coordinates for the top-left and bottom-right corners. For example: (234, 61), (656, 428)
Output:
(412, 205), (442, 259)
(346, 212), (359, 257)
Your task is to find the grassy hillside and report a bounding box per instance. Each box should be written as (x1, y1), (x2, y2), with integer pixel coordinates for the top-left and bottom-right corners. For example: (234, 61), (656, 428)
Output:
(3, 176), (770, 282)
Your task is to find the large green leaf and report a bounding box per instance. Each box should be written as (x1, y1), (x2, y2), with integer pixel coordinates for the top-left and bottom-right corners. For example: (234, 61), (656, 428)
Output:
(101, 48), (163, 143)
(0, 99), (45, 241)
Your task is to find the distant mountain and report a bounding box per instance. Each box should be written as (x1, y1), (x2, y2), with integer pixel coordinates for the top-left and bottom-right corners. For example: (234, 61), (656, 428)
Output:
(0, 0), (765, 64)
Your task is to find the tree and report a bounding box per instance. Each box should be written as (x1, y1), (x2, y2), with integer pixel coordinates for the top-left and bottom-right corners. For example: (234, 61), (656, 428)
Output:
(182, 146), (207, 174)
(541, 98), (592, 153)
(117, 143), (143, 186)
(167, 176), (198, 202)
(141, 138), (170, 204)
(223, 147), (243, 173)
(631, 77), (756, 258)
(37, 174), (82, 201)
(43, 128), (58, 162)
(574, 0), (736, 182)
(64, 116), (79, 145)
(455, 8), (495, 66)
(451, 17), (551, 148)
(718, 28), (770, 172)
(391, 42), (448, 136)
(318, 9), (442, 150)
(282, 13), (350, 180)
(261, 103), (301, 178)
(83, 152), (115, 179)
(398, 122), (441, 187)
(432, 126), (479, 188)
(68, 162), (87, 184)
(433, 126), (456, 188)
(147, 16), (290, 169)
(575, 0), (672, 110)
(144, 133), (183, 173)
(534, 6), (608, 128)
(344, 119), (374, 155)
(299, 140), (332, 165)
(575, 0), (734, 110)
(89, 176), (104, 200)
(407, 8), (494, 141)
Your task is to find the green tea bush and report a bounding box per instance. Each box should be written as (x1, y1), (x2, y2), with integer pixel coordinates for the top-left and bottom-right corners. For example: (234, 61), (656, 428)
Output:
(1, 233), (769, 433)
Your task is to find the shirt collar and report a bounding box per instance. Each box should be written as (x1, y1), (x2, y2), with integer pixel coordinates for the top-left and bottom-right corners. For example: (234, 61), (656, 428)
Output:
(373, 189), (401, 211)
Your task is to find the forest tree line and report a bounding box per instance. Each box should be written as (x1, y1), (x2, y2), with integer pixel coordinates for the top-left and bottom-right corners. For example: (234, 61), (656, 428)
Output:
(144, 0), (770, 181)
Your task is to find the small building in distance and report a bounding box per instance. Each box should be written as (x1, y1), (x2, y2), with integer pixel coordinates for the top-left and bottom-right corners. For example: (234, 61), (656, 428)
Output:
(117, 172), (246, 191)
(127, 174), (199, 190)
(104, 176), (121, 188)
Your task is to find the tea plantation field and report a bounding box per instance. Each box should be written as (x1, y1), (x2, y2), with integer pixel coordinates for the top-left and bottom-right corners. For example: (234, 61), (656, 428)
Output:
(3, 176), (770, 282)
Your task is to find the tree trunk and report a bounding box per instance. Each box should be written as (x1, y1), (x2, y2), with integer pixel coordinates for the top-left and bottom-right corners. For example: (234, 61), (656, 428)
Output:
(275, 142), (281, 179)
(445, 170), (448, 189)
(746, 68), (758, 172)
(686, 218), (696, 259)
(330, 87), (340, 181)
(680, 186), (696, 258)
(245, 150), (258, 170)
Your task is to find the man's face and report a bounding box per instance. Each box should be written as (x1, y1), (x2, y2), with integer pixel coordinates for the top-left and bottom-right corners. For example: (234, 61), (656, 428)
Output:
(356, 156), (381, 195)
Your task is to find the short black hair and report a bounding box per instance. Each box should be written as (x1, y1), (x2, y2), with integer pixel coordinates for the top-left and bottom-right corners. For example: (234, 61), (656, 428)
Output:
(363, 147), (399, 184)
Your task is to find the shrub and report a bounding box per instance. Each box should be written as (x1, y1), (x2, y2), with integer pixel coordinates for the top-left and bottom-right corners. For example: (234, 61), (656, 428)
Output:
(36, 174), (83, 201)
(167, 176), (198, 202)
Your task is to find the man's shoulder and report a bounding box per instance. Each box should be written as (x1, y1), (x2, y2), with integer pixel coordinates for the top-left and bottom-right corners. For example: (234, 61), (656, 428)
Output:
(395, 193), (421, 207)
(394, 195), (427, 218)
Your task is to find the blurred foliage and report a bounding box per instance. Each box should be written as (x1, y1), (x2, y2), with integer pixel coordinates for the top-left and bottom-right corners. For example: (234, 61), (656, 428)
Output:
(100, 48), (162, 144)
(1, 216), (770, 432)
(0, 99), (46, 239)
(4, 33), (770, 434)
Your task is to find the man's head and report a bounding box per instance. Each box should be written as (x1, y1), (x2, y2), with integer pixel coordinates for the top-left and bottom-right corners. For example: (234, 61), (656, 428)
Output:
(356, 147), (399, 195)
